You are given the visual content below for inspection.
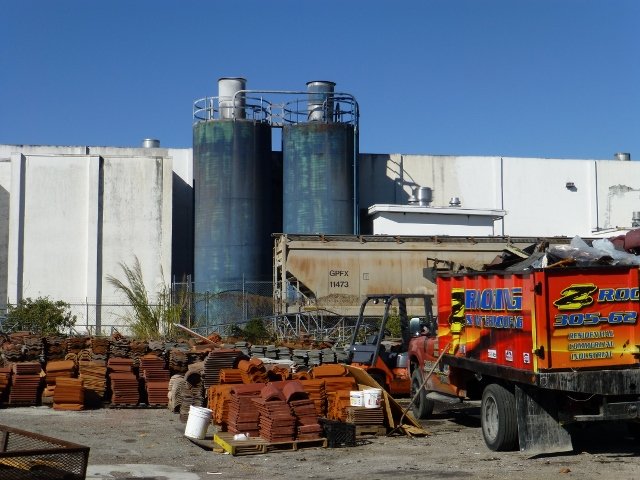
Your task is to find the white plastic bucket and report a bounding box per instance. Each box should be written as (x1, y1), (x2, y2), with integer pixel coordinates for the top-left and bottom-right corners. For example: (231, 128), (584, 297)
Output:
(350, 390), (364, 407)
(184, 405), (213, 439)
(363, 388), (382, 409)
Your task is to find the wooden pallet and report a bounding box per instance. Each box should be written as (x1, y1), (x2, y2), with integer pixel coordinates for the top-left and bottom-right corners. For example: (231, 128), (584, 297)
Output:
(213, 433), (268, 456)
(263, 437), (327, 453)
(107, 403), (168, 409)
(213, 432), (327, 456)
(355, 424), (388, 436)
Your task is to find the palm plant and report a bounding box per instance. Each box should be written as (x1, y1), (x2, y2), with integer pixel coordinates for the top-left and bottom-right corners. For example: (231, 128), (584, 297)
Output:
(107, 257), (187, 340)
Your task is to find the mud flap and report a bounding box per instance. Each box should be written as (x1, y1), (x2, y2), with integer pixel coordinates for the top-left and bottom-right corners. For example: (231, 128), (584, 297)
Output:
(515, 385), (573, 455)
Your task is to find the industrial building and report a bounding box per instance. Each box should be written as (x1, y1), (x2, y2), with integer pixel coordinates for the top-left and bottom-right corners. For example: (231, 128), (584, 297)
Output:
(1, 78), (639, 333)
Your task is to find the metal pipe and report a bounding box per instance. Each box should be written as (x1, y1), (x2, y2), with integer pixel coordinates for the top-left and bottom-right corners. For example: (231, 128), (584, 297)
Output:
(174, 323), (220, 345)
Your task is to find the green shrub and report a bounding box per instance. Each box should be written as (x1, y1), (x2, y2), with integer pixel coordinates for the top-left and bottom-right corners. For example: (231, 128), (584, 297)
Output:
(6, 297), (76, 334)
(242, 317), (271, 343)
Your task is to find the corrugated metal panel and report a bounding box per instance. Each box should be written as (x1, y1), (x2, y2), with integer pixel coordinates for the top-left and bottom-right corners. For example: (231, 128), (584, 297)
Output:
(282, 122), (355, 234)
(193, 119), (275, 292)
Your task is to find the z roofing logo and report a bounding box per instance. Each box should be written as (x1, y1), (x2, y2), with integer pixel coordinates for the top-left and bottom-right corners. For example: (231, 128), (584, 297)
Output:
(553, 284), (597, 311)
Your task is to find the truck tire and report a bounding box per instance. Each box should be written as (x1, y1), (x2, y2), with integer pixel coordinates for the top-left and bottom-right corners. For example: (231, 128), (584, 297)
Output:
(411, 369), (434, 419)
(628, 421), (640, 441)
(481, 384), (518, 451)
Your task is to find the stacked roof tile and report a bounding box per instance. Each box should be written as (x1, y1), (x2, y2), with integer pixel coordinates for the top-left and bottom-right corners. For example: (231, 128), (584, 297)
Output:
(9, 362), (42, 405)
(53, 377), (85, 410)
(108, 358), (139, 405)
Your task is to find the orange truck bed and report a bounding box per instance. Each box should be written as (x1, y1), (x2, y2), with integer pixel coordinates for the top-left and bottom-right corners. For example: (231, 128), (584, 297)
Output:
(437, 266), (640, 385)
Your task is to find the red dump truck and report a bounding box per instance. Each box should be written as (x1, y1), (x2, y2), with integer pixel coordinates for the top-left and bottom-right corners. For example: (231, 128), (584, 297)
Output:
(410, 265), (640, 453)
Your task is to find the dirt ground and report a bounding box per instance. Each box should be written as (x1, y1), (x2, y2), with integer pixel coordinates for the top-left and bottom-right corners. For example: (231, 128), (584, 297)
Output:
(1, 401), (639, 480)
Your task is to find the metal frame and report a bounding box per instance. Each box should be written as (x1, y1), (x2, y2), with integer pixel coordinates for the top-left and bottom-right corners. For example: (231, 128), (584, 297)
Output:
(0, 424), (90, 480)
(349, 293), (434, 366)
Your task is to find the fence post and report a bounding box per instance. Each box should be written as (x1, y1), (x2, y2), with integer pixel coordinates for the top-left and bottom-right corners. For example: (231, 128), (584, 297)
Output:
(205, 291), (210, 336)
(242, 275), (246, 323)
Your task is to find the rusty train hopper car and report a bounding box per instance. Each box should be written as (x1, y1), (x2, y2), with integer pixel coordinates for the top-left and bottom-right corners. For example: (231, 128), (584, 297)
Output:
(273, 234), (574, 317)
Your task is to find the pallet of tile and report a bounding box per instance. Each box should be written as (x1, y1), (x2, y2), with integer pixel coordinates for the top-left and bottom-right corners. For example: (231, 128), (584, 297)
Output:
(213, 432), (326, 456)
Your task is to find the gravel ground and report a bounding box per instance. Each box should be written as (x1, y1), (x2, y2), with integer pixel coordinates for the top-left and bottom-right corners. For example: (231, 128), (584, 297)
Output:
(1, 403), (639, 480)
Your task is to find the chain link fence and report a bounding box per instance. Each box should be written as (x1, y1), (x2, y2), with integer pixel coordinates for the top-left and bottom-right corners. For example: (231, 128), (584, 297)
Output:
(186, 280), (274, 336)
(0, 280), (274, 337)
(0, 281), (362, 344)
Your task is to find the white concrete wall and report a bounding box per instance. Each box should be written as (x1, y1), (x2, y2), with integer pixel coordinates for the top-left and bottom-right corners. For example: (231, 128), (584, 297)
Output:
(100, 154), (172, 304)
(8, 154), (94, 302)
(594, 160), (640, 229)
(1, 145), (182, 334)
(0, 160), (11, 308)
(501, 157), (597, 236)
(360, 154), (638, 237)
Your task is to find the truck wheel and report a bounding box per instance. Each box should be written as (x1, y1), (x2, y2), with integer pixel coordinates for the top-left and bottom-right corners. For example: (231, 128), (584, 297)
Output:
(481, 384), (518, 451)
(411, 369), (434, 419)
(628, 421), (640, 441)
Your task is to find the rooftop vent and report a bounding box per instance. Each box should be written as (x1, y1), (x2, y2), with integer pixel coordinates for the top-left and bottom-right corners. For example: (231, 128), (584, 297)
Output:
(218, 77), (247, 119)
(449, 197), (461, 207)
(615, 152), (631, 161)
(142, 139), (160, 148)
(408, 187), (432, 206)
(307, 81), (335, 122)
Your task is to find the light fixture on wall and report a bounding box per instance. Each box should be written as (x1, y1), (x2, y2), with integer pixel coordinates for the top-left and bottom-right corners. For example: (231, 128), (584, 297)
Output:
(565, 182), (576, 191)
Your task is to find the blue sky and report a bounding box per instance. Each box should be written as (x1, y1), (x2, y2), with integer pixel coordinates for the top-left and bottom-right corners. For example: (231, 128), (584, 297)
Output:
(1, 0), (638, 159)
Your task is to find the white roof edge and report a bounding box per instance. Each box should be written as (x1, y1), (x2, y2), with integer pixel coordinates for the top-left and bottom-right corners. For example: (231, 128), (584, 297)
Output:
(367, 204), (507, 218)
